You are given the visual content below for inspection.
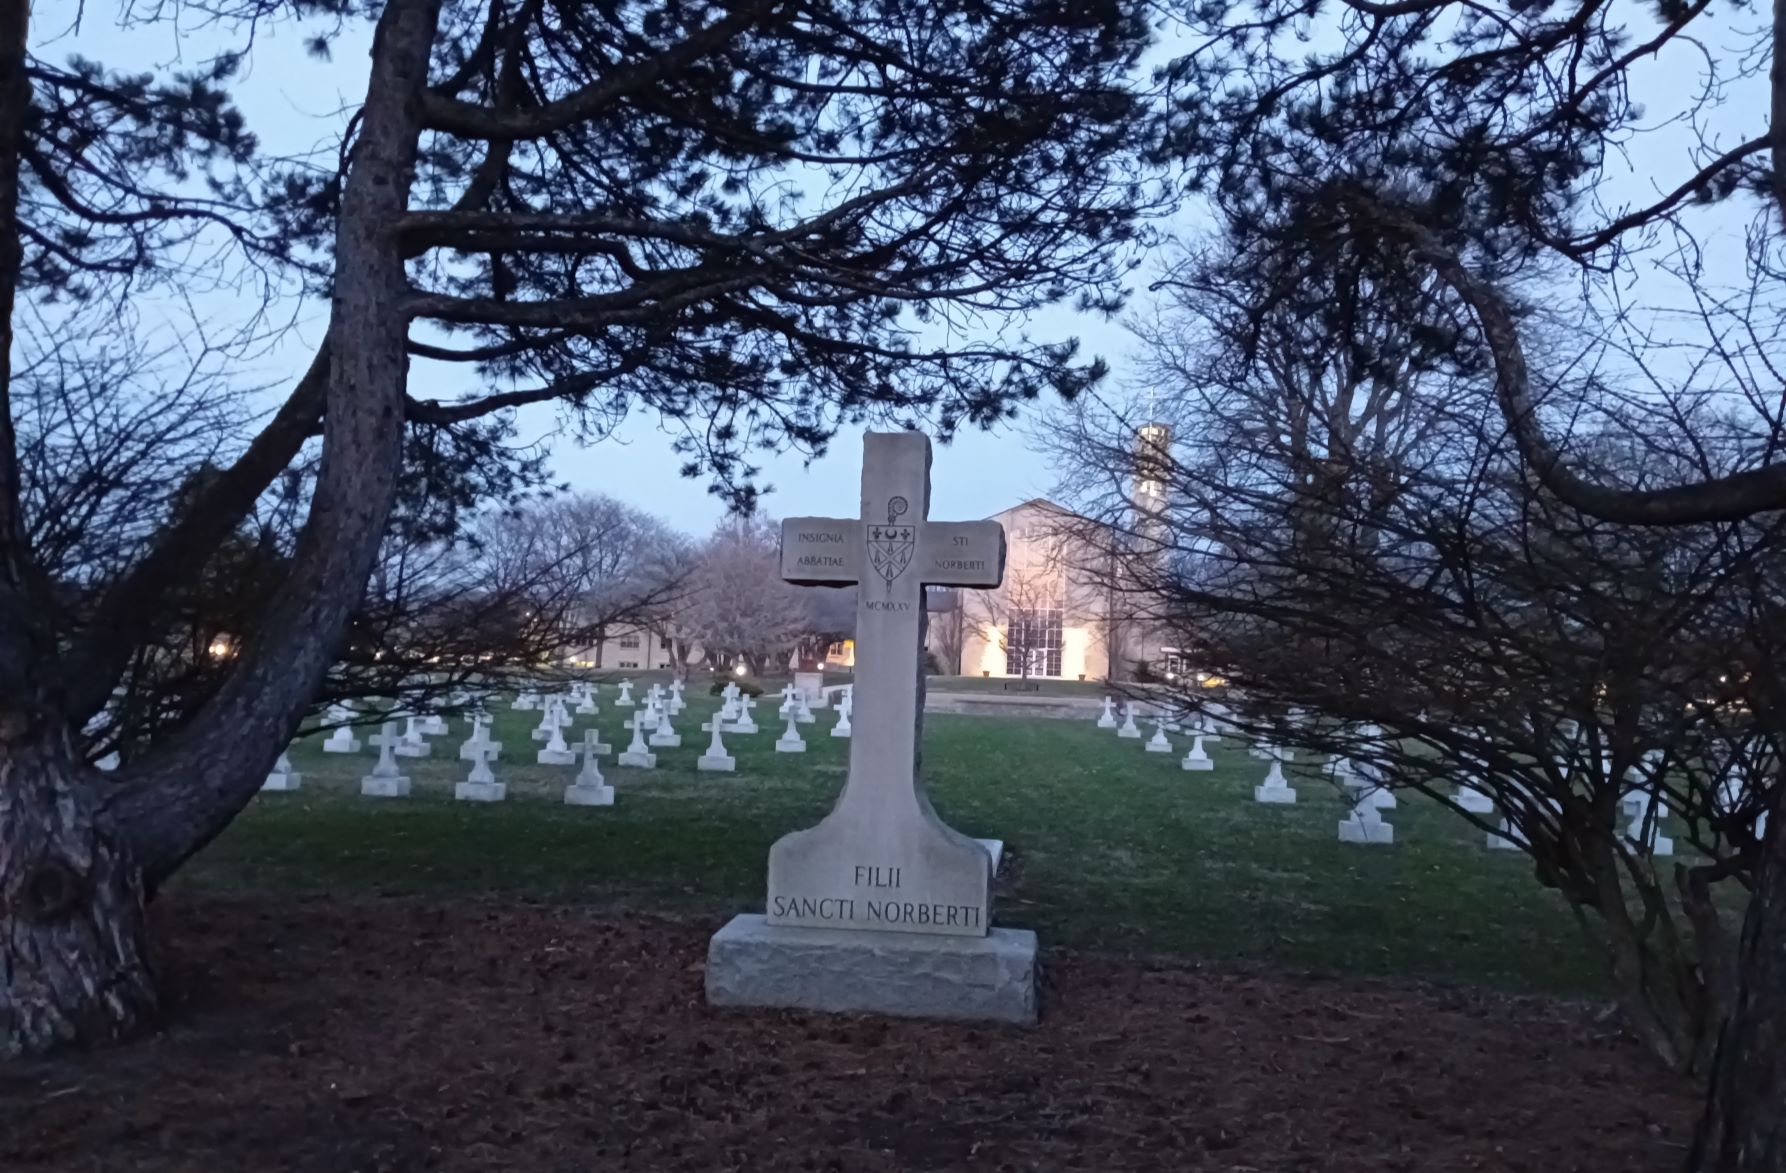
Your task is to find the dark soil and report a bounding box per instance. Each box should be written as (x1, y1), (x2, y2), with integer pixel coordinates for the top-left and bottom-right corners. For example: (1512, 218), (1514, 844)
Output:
(0, 895), (1693, 1172)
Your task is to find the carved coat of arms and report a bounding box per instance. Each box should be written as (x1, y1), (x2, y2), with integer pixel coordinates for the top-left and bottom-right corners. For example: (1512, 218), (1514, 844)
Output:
(867, 496), (914, 596)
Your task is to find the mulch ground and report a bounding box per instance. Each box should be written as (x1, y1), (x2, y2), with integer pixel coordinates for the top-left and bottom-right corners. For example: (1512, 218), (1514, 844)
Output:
(0, 894), (1693, 1172)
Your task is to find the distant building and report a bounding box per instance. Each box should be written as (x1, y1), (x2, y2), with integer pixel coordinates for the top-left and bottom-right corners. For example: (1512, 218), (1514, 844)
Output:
(922, 501), (1165, 682)
(562, 622), (683, 672)
(927, 424), (1176, 683)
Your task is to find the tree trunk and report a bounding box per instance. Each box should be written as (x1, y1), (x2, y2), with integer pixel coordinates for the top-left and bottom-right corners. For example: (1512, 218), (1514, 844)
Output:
(0, 731), (157, 1057)
(1689, 790), (1786, 1172)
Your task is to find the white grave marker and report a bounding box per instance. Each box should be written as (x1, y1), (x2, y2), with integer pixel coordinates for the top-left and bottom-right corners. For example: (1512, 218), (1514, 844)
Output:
(537, 722), (576, 765)
(1254, 749), (1296, 804)
(362, 723), (412, 797)
(648, 706), (681, 748)
(456, 744), (506, 803)
(262, 749), (302, 792)
(322, 724), (361, 754)
(564, 732), (615, 806)
(698, 718), (736, 773)
(726, 694), (759, 735)
(395, 714), (431, 758)
(1338, 781), (1394, 844)
(617, 714), (656, 769)
(775, 711), (807, 753)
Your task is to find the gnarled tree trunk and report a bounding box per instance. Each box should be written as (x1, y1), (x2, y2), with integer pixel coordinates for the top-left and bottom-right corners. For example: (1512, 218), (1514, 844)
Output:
(0, 0), (442, 1058)
(0, 729), (156, 1057)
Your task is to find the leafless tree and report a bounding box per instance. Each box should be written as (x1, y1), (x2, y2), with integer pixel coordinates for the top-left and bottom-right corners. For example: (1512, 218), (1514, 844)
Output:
(682, 514), (811, 676)
(1147, 0), (1786, 1153)
(475, 492), (695, 668)
(1043, 243), (1786, 1084)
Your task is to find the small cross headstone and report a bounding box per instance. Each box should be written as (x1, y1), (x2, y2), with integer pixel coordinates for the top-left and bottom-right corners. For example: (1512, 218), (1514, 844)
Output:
(421, 712), (449, 737)
(537, 721), (576, 765)
(458, 714), (504, 761)
(1454, 776), (1495, 814)
(531, 700), (560, 741)
(1254, 748), (1296, 804)
(1355, 761), (1396, 809)
(1180, 735), (1212, 771)
(1624, 789), (1675, 857)
(395, 713), (432, 758)
(794, 691), (816, 725)
(1203, 704), (1231, 740)
(261, 748), (302, 792)
(830, 703), (852, 739)
(565, 731), (616, 806)
(615, 680), (635, 707)
(322, 724), (362, 754)
(1116, 702), (1142, 739)
(1144, 720), (1172, 754)
(648, 706), (681, 748)
(1096, 697), (1117, 729)
(774, 710), (807, 753)
(1338, 779), (1393, 844)
(456, 743), (507, 803)
(698, 718), (736, 773)
(725, 694), (759, 735)
(617, 714), (657, 769)
(362, 722), (412, 797)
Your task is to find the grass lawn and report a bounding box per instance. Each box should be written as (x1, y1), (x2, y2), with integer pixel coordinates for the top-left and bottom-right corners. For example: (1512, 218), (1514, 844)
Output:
(185, 693), (1605, 996)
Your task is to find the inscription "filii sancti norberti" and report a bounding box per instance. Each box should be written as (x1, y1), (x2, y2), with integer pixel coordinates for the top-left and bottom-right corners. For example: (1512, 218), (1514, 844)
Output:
(769, 861), (986, 930)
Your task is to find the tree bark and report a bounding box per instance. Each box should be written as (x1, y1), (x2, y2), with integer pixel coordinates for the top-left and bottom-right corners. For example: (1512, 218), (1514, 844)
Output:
(109, 0), (443, 887)
(1689, 786), (1786, 1172)
(0, 731), (156, 1058)
(0, 0), (442, 1058)
(0, 0), (149, 1063)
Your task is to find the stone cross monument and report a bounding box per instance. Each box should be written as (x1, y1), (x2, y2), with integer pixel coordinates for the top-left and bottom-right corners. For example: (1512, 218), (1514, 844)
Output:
(706, 431), (1038, 1023)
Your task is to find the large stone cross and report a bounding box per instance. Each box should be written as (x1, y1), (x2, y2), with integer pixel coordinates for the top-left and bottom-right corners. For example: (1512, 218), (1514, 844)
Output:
(769, 431), (1006, 937)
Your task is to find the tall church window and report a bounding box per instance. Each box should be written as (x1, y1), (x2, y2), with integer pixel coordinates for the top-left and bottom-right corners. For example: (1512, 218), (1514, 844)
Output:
(1006, 604), (1064, 677)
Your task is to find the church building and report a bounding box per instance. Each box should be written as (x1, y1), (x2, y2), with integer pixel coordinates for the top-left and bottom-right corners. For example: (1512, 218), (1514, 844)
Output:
(925, 424), (1174, 682)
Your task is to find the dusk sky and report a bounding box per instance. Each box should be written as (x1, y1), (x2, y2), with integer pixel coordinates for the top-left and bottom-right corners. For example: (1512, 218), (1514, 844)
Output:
(37, 2), (1766, 537)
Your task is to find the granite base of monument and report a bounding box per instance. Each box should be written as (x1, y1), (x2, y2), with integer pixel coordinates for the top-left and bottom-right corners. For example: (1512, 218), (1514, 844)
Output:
(705, 914), (1038, 1025)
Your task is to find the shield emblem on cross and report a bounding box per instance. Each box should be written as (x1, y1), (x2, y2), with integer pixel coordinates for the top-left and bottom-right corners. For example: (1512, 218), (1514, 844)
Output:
(867, 524), (915, 595)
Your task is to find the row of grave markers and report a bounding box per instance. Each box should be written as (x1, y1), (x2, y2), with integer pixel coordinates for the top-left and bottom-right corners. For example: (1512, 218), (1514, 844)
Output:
(265, 679), (856, 807)
(1092, 695), (1721, 854)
